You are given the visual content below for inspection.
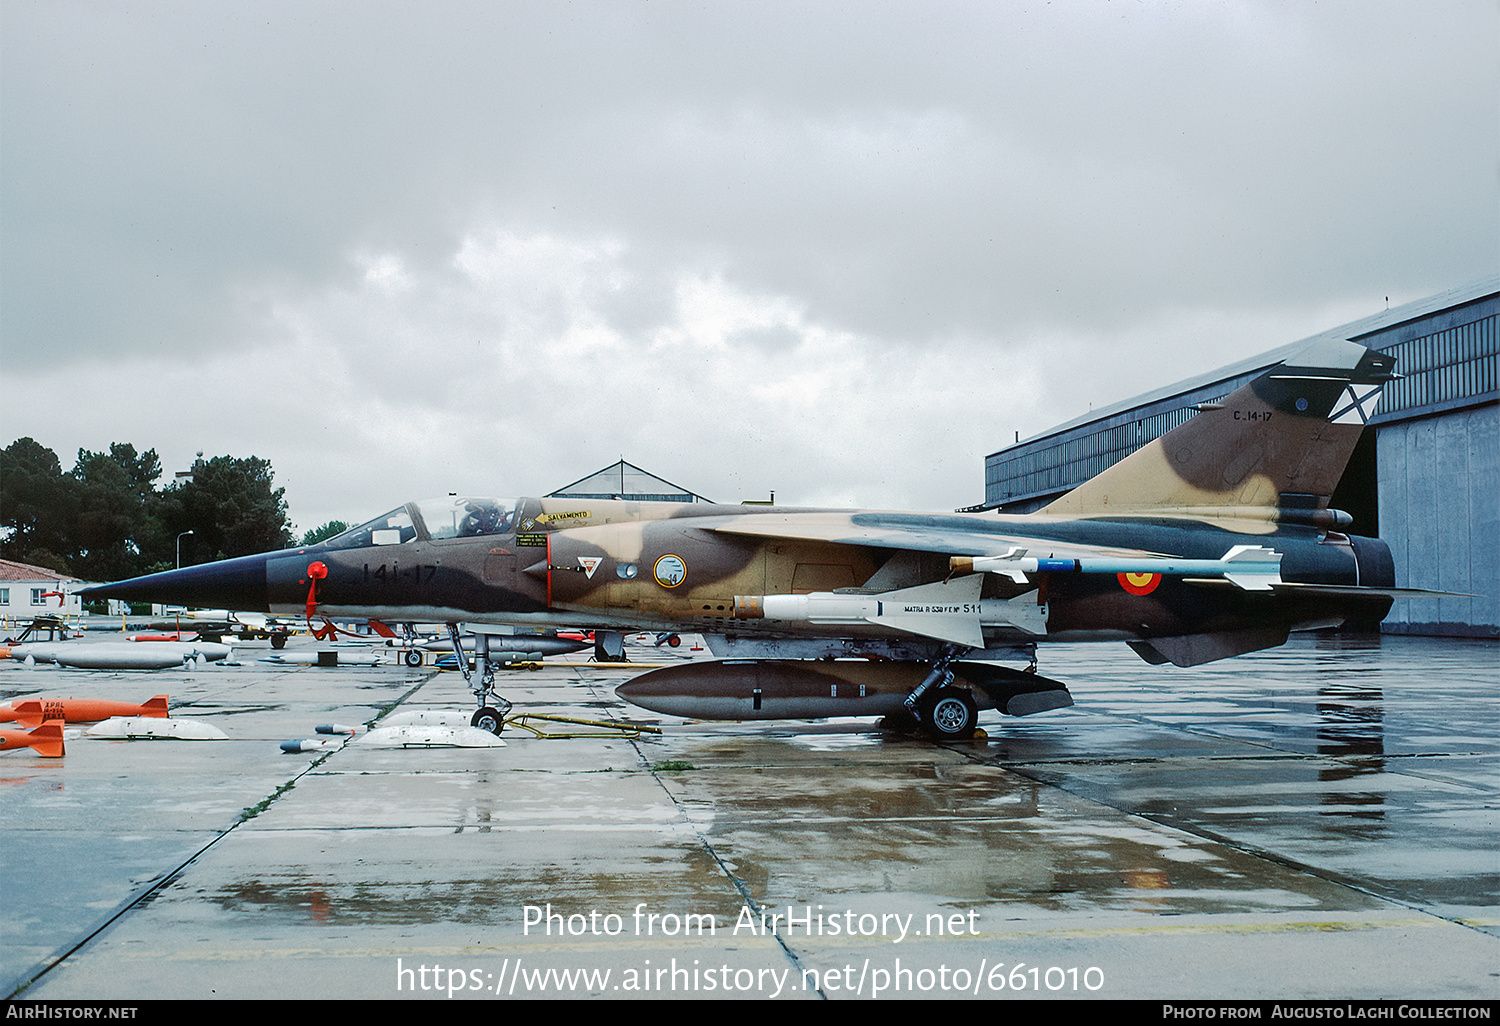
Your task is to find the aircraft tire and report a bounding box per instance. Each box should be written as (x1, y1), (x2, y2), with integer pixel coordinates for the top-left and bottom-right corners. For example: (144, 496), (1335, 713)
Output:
(404, 649), (424, 667)
(270, 633), (288, 650)
(920, 687), (978, 740)
(471, 707), (505, 735)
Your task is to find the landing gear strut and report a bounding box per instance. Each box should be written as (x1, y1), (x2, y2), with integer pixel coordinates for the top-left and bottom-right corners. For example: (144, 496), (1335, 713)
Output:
(448, 624), (511, 735)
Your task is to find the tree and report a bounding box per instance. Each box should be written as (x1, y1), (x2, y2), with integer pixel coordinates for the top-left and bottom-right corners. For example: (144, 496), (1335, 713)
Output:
(301, 520), (350, 546)
(155, 455), (295, 566)
(2, 439), (299, 577)
(0, 438), (78, 573)
(71, 443), (163, 580)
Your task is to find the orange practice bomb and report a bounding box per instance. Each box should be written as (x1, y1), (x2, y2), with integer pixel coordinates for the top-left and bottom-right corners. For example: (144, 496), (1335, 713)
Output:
(0, 720), (64, 757)
(0, 695), (170, 728)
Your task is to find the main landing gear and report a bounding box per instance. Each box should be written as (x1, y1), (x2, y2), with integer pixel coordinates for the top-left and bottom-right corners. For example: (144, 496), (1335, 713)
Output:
(918, 687), (979, 740)
(448, 624), (512, 735)
(903, 646), (981, 740)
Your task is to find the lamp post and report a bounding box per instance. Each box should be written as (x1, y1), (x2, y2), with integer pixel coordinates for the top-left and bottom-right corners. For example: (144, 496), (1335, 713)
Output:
(176, 531), (195, 569)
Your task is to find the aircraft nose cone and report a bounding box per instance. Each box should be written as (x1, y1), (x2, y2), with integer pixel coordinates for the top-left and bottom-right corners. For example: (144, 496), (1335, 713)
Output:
(81, 552), (273, 613)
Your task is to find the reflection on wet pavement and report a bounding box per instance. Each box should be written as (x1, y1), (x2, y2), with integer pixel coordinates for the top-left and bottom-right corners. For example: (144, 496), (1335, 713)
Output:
(3, 630), (1494, 999)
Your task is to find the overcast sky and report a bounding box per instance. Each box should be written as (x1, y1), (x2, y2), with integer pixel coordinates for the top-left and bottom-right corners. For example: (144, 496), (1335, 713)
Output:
(2, 0), (1495, 535)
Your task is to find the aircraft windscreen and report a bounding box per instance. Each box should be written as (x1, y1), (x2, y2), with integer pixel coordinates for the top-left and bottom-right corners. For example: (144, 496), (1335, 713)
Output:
(321, 508), (418, 549)
(414, 497), (518, 540)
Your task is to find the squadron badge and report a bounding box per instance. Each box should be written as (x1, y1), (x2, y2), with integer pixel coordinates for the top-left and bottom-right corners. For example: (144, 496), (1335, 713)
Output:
(653, 554), (687, 588)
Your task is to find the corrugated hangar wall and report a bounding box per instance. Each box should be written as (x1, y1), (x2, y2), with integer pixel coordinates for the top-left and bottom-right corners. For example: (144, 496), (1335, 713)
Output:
(1375, 392), (1498, 636)
(1353, 285), (1496, 637)
(981, 279), (1498, 637)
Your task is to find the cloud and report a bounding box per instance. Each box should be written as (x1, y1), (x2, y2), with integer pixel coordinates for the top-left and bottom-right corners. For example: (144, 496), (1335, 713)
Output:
(2, 0), (1494, 529)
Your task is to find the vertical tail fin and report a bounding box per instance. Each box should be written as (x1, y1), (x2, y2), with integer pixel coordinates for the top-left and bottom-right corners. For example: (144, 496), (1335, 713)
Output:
(1043, 340), (1396, 517)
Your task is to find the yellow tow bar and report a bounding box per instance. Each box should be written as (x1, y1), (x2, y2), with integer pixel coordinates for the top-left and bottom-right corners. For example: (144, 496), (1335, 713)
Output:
(503, 713), (662, 740)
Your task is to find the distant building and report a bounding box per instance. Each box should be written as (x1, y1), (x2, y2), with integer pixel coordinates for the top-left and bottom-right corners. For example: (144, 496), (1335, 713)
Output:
(0, 558), (83, 621)
(549, 460), (713, 503)
(981, 278), (1498, 637)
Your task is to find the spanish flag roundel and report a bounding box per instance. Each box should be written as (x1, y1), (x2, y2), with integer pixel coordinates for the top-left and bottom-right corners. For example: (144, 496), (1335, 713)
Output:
(1118, 572), (1161, 595)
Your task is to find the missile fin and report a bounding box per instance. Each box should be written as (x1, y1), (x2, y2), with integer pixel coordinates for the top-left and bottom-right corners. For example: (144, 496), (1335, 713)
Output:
(872, 576), (986, 648)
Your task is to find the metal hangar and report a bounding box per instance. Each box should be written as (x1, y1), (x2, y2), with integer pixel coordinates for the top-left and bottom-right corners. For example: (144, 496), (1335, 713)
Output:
(548, 460), (713, 504)
(981, 278), (1498, 637)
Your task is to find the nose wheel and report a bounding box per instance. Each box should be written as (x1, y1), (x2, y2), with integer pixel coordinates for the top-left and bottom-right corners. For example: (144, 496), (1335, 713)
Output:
(471, 704), (509, 734)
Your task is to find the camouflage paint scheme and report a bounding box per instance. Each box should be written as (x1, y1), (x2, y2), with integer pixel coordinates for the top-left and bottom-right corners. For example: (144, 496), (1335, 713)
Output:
(84, 340), (1403, 736)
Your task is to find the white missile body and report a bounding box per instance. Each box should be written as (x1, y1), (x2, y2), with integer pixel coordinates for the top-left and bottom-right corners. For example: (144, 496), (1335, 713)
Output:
(955, 544), (1284, 591)
(734, 576), (1044, 647)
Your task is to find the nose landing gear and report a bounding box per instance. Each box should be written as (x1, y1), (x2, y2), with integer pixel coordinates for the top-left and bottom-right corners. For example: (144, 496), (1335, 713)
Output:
(448, 624), (513, 735)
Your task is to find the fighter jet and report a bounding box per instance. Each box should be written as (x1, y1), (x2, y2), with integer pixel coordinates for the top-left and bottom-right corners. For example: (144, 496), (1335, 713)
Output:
(84, 339), (1415, 739)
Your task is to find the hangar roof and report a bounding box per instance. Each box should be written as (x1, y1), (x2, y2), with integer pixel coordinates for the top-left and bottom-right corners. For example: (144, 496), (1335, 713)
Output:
(981, 275), (1498, 513)
(548, 460), (712, 503)
(1009, 275), (1499, 451)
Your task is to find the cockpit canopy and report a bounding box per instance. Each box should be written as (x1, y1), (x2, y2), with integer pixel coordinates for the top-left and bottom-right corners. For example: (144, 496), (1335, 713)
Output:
(319, 497), (518, 550)
(321, 507), (417, 549)
(413, 496), (518, 539)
